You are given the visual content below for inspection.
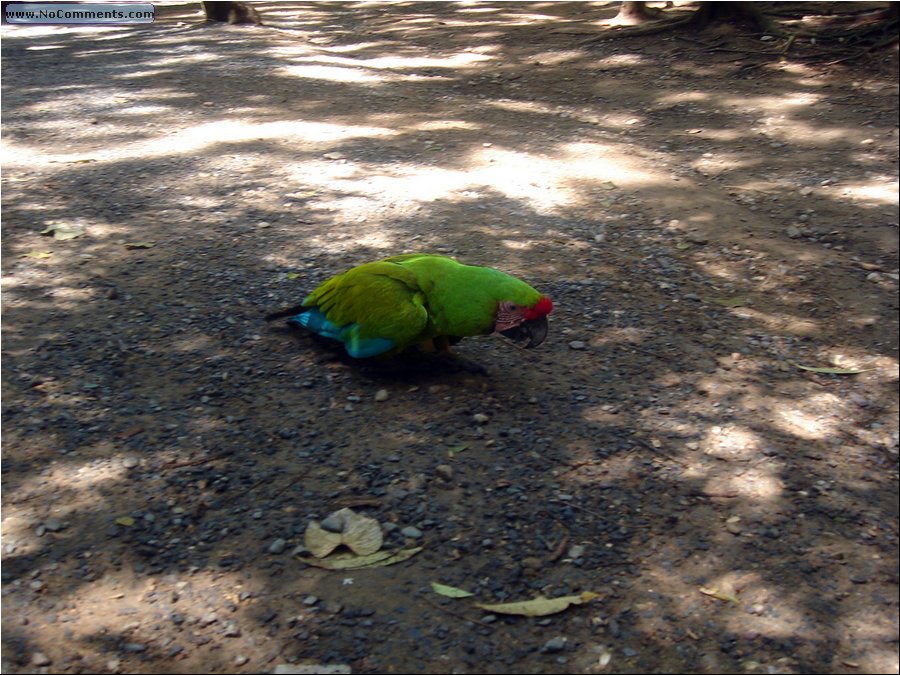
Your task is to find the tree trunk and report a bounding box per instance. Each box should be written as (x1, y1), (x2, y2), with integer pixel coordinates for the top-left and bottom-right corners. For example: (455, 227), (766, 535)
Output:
(201, 1), (262, 25)
(614, 2), (660, 24)
(688, 2), (776, 32)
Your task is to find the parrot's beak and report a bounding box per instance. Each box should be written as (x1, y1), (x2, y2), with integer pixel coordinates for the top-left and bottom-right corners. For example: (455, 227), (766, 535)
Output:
(499, 315), (548, 348)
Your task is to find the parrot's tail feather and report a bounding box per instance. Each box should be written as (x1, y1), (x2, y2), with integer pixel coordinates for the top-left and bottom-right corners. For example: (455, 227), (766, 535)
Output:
(291, 309), (342, 340)
(265, 304), (309, 322)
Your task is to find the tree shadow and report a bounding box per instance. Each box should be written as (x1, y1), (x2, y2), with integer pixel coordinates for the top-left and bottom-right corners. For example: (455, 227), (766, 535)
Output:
(2, 2), (897, 673)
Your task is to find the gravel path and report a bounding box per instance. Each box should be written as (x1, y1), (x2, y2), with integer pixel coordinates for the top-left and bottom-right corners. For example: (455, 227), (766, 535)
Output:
(2, 3), (898, 674)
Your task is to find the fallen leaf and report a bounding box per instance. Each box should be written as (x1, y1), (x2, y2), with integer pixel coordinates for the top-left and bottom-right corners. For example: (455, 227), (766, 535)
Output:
(447, 445), (468, 457)
(711, 297), (750, 307)
(286, 272), (301, 280)
(124, 241), (156, 249)
(115, 516), (135, 527)
(22, 251), (52, 259)
(699, 586), (740, 604)
(304, 521), (342, 558)
(66, 158), (97, 164)
(476, 591), (599, 617)
(40, 223), (85, 240)
(298, 547), (422, 570)
(431, 582), (475, 598)
(789, 361), (871, 375)
(338, 509), (383, 556)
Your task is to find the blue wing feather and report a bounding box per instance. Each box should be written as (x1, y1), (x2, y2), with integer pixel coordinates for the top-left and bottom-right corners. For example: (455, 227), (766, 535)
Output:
(289, 309), (396, 357)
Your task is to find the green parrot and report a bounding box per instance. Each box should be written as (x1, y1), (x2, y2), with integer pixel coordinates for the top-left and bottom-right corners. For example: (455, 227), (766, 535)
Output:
(266, 253), (553, 358)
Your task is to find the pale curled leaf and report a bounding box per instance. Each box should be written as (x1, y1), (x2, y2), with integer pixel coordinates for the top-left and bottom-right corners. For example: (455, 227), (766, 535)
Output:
(431, 582), (475, 598)
(476, 591), (599, 617)
(304, 521), (342, 558)
(124, 241), (156, 249)
(340, 510), (383, 556)
(789, 361), (871, 375)
(40, 223), (85, 240)
(298, 547), (423, 570)
(22, 251), (52, 259)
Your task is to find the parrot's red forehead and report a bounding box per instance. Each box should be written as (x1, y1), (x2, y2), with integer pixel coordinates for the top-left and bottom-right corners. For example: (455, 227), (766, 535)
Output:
(526, 296), (553, 320)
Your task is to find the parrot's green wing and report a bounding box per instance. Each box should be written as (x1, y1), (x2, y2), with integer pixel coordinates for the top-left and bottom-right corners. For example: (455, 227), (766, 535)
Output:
(299, 260), (432, 357)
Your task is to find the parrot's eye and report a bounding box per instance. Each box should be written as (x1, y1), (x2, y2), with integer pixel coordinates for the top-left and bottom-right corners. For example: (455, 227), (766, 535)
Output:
(508, 304), (519, 311)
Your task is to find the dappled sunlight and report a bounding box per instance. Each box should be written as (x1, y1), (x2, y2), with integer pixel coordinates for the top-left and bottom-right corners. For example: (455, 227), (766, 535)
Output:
(2, 3), (896, 673)
(698, 424), (761, 461)
(774, 392), (850, 440)
(2, 119), (398, 166)
(719, 466), (784, 501)
(276, 137), (661, 223)
(1, 458), (130, 556)
(593, 52), (651, 68)
(838, 179), (899, 206)
(291, 50), (496, 71)
(280, 62), (394, 83)
(722, 92), (824, 112)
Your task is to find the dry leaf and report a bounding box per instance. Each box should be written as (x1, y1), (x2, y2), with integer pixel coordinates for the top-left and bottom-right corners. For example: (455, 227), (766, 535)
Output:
(711, 297), (749, 307)
(115, 516), (135, 527)
(340, 510), (383, 556)
(298, 547), (422, 570)
(40, 223), (85, 240)
(431, 582), (474, 598)
(22, 251), (52, 259)
(476, 591), (599, 617)
(304, 521), (342, 558)
(699, 586), (740, 604)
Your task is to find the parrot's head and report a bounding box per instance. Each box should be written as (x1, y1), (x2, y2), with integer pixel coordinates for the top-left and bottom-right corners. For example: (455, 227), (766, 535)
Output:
(495, 296), (553, 348)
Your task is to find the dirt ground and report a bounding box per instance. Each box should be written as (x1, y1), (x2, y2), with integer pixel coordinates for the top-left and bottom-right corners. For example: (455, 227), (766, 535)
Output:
(2, 2), (898, 674)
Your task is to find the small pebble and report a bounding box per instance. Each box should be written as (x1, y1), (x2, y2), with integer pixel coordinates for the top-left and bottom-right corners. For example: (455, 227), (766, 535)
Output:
(400, 526), (423, 539)
(222, 622), (242, 637)
(32, 652), (52, 667)
(541, 636), (568, 653)
(472, 413), (489, 424)
(122, 456), (139, 469)
(268, 538), (287, 554)
(199, 612), (218, 626)
(44, 517), (66, 532)
(568, 341), (587, 350)
(374, 389), (389, 402)
(686, 232), (708, 245)
(434, 464), (454, 482)
(567, 544), (586, 559)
